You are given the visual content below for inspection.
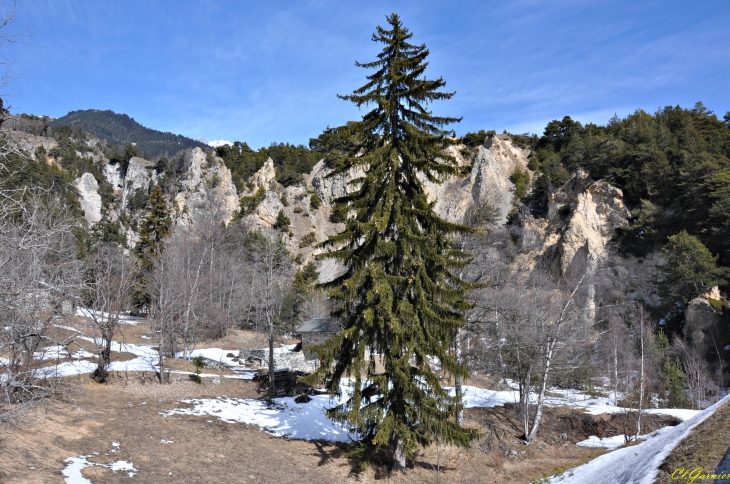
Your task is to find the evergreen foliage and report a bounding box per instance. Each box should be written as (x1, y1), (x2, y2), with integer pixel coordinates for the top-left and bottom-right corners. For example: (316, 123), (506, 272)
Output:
(216, 141), (321, 191)
(660, 230), (729, 305)
(239, 187), (266, 216)
(49, 109), (206, 159)
(293, 261), (319, 293)
(133, 186), (172, 309)
(274, 210), (291, 231)
(655, 332), (691, 408)
(304, 13), (478, 469)
(525, 104), (730, 265)
(309, 122), (363, 167)
(309, 191), (321, 210)
(524, 103), (730, 333)
(90, 211), (127, 247)
(509, 167), (530, 200)
(459, 129), (489, 148)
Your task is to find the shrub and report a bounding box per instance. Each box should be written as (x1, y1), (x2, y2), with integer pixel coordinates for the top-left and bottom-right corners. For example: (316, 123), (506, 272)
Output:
(299, 231), (317, 248)
(239, 187), (266, 215)
(275, 210), (291, 231)
(309, 192), (321, 210)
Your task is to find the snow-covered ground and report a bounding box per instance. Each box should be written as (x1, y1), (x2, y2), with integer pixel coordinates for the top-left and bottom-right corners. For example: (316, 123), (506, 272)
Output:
(62, 442), (137, 483)
(161, 383), (700, 446)
(35, 346), (95, 361)
(20, 316), (714, 465)
(39, 324), (260, 379)
(75, 307), (142, 325)
(550, 395), (730, 483)
(576, 435), (633, 451)
(452, 385), (700, 421)
(163, 394), (356, 442)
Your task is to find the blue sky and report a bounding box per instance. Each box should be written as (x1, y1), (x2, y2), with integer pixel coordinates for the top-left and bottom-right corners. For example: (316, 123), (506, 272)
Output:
(3, 1), (729, 149)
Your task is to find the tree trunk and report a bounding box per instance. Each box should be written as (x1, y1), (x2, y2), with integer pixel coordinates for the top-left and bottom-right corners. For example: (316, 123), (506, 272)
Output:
(637, 306), (645, 438)
(94, 341), (111, 383)
(158, 331), (166, 384)
(268, 314), (275, 394)
(455, 328), (464, 427)
(391, 438), (406, 473)
(527, 341), (554, 443)
(613, 334), (618, 405)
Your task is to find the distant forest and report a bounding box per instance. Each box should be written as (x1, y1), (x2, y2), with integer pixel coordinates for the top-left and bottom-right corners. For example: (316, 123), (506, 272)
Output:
(49, 109), (206, 159)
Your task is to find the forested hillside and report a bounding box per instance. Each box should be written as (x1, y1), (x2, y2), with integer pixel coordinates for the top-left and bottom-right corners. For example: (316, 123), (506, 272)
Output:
(526, 103), (730, 258)
(3, 100), (730, 481)
(215, 141), (321, 192)
(520, 104), (730, 326)
(49, 109), (206, 159)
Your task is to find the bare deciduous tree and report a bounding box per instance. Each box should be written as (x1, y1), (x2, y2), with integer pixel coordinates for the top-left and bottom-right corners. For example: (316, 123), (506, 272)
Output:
(248, 230), (291, 393)
(148, 247), (183, 384)
(0, 193), (80, 422)
(83, 243), (134, 383)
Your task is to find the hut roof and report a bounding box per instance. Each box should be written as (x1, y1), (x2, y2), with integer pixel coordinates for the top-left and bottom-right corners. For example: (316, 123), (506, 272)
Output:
(296, 318), (340, 333)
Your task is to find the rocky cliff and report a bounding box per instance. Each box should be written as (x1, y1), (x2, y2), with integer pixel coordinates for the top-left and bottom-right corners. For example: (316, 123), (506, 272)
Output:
(1, 127), (643, 291)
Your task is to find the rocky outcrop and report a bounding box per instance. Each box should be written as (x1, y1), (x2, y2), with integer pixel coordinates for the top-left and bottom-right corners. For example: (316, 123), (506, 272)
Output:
(683, 292), (723, 358)
(509, 170), (632, 277)
(256, 191), (285, 225)
(118, 157), (158, 209)
(174, 148), (239, 228)
(433, 135), (529, 223)
(307, 159), (365, 205)
(246, 157), (276, 195)
(74, 172), (102, 225)
(556, 175), (631, 275)
(307, 135), (531, 225)
(1, 130), (57, 160)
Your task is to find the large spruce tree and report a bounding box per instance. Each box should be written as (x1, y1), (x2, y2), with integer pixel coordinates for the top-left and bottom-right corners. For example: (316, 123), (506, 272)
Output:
(133, 185), (172, 309)
(307, 13), (477, 471)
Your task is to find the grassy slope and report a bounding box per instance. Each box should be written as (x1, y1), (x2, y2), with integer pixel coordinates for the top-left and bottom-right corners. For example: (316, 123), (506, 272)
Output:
(654, 399), (730, 483)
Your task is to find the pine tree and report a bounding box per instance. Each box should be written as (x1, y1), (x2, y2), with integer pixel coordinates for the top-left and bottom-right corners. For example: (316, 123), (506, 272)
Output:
(661, 230), (729, 304)
(305, 13), (478, 471)
(133, 185), (172, 309)
(274, 209), (291, 231)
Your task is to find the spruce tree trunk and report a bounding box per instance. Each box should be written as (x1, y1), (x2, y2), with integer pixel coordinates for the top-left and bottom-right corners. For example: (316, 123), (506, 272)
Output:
(391, 439), (406, 473)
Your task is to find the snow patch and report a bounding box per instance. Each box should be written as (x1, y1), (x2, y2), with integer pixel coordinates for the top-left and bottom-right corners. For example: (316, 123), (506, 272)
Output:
(162, 394), (355, 443)
(576, 435), (630, 450)
(62, 455), (137, 483)
(75, 307), (142, 325)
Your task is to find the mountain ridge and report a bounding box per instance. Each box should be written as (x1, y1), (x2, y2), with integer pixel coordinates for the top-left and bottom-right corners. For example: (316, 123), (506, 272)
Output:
(48, 109), (206, 159)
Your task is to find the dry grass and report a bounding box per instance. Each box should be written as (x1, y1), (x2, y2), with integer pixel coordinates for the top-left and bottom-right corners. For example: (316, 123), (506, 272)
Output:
(0, 319), (688, 483)
(654, 399), (730, 483)
(1, 371), (681, 484)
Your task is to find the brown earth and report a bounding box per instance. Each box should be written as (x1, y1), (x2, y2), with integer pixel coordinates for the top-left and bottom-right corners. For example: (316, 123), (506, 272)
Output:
(0, 320), (684, 483)
(0, 371), (683, 484)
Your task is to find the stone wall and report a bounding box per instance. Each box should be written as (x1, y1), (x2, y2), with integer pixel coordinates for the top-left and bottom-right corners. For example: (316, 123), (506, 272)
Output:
(238, 347), (317, 373)
(301, 332), (336, 360)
